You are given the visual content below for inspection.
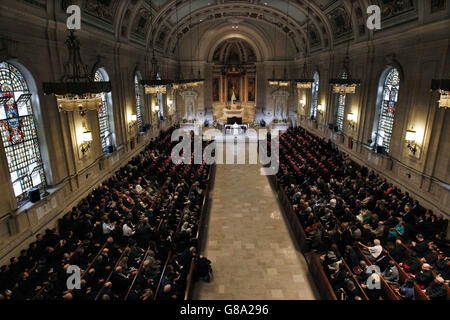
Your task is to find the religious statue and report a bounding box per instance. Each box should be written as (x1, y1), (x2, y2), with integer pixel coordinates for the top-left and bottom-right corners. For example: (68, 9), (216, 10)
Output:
(186, 101), (195, 119)
(231, 85), (237, 108)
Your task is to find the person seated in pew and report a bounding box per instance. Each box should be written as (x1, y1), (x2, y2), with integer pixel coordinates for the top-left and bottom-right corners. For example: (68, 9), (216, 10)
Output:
(411, 234), (430, 258)
(387, 220), (405, 241)
(399, 252), (422, 275)
(361, 273), (382, 300)
(412, 263), (434, 289)
(357, 261), (372, 284)
(432, 254), (450, 280)
(343, 245), (360, 269)
(388, 239), (406, 264)
(395, 279), (415, 300)
(425, 276), (447, 300)
(382, 260), (400, 286)
(358, 239), (383, 262)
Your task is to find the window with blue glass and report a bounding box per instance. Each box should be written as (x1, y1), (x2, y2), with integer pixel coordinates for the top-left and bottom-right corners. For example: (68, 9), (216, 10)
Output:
(310, 72), (319, 120)
(0, 62), (46, 202)
(334, 71), (348, 132)
(94, 68), (114, 153)
(375, 68), (400, 152)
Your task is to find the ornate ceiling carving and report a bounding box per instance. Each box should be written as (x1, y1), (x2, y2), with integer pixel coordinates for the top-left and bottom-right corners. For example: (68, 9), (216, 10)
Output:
(43, 0), (445, 57)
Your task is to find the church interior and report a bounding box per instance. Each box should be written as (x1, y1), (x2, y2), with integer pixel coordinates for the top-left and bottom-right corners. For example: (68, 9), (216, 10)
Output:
(0, 0), (449, 302)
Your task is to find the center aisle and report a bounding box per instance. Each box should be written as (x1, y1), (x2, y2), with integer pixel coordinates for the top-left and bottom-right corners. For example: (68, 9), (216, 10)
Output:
(193, 162), (319, 300)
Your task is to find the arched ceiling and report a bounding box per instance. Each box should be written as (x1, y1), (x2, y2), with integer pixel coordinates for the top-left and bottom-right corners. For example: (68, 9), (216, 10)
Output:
(212, 38), (257, 64)
(77, 0), (421, 58)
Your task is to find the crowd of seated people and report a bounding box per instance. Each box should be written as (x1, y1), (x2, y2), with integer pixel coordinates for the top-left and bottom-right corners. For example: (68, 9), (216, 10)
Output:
(0, 126), (211, 300)
(276, 126), (449, 300)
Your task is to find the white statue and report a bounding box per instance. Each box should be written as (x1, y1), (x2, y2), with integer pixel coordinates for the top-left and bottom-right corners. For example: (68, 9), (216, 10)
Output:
(187, 101), (194, 119)
(231, 91), (237, 107)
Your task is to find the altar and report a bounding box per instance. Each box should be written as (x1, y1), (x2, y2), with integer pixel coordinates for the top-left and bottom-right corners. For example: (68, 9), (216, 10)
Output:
(223, 106), (244, 119)
(224, 123), (248, 135)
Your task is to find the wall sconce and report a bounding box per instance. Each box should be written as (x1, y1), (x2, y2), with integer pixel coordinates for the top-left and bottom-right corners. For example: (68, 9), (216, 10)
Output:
(347, 112), (356, 130)
(128, 114), (137, 131)
(299, 98), (306, 106)
(79, 129), (92, 156)
(153, 105), (160, 113)
(317, 104), (325, 114)
(405, 129), (418, 155)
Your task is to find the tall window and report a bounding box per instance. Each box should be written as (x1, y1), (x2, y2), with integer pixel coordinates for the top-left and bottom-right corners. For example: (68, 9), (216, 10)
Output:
(94, 68), (114, 153)
(334, 71), (348, 131)
(0, 62), (46, 202)
(310, 72), (319, 120)
(134, 72), (144, 130)
(375, 68), (400, 152)
(156, 73), (164, 119)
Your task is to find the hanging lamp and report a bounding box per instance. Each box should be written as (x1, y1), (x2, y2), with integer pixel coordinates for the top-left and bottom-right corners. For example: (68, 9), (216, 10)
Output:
(329, 0), (360, 94)
(43, 30), (111, 113)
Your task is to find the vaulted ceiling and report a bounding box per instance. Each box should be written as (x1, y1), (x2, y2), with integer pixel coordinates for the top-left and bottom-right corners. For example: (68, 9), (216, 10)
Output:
(58, 0), (436, 59)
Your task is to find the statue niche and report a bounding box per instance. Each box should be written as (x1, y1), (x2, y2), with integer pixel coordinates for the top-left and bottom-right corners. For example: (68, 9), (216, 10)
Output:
(181, 89), (198, 120)
(272, 89), (290, 120)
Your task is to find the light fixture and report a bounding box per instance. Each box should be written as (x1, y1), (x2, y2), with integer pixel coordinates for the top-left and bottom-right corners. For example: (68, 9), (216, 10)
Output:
(43, 31), (111, 113)
(142, 13), (173, 94)
(317, 104), (325, 114)
(296, 60), (313, 89)
(153, 105), (160, 113)
(329, 1), (360, 95)
(330, 79), (360, 94)
(431, 79), (450, 109)
(347, 112), (356, 129)
(296, 3), (313, 89)
(79, 129), (92, 156)
(128, 114), (137, 131)
(268, 0), (292, 89)
(405, 129), (418, 155)
(299, 98), (306, 106)
(173, 0), (204, 90)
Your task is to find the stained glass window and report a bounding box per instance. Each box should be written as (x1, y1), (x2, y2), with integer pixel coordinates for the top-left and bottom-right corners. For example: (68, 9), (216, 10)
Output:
(0, 62), (46, 203)
(376, 68), (400, 152)
(134, 72), (144, 129)
(310, 72), (319, 120)
(94, 69), (114, 153)
(335, 71), (348, 131)
(156, 73), (164, 118)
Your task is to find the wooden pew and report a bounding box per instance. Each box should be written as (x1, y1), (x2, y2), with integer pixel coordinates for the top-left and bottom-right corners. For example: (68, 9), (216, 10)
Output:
(123, 245), (152, 300)
(354, 245), (397, 300)
(95, 245), (130, 300)
(184, 258), (196, 300)
(382, 248), (430, 300)
(307, 253), (338, 300)
(341, 258), (369, 300)
(153, 251), (172, 300)
(400, 242), (449, 299)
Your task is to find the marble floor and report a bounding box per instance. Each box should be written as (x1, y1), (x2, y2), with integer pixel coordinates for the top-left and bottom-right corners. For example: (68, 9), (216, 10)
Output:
(193, 158), (319, 300)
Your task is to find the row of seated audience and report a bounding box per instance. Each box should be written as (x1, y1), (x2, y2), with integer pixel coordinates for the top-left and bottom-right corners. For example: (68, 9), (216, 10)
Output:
(276, 127), (449, 300)
(0, 126), (211, 300)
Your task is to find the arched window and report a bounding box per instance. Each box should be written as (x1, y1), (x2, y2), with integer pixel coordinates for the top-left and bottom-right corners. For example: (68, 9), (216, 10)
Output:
(374, 67), (400, 152)
(0, 62), (46, 202)
(334, 71), (348, 132)
(310, 72), (319, 120)
(134, 72), (145, 130)
(94, 68), (115, 153)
